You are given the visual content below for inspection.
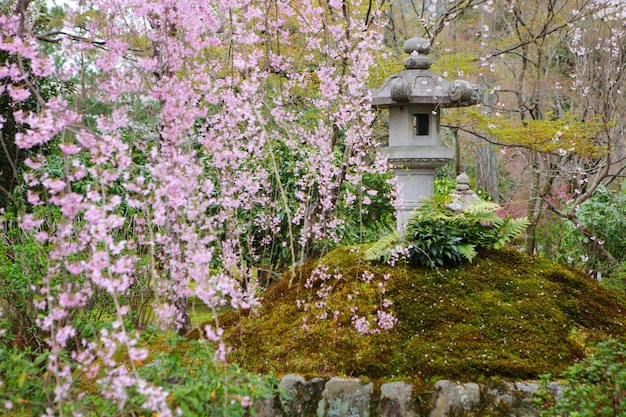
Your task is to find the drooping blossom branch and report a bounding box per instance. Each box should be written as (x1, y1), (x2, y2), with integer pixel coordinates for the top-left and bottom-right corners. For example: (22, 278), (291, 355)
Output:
(1, 0), (389, 413)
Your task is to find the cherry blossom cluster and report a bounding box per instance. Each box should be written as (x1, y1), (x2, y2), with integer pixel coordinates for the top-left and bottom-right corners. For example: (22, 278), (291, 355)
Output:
(298, 263), (397, 335)
(1, 0), (388, 413)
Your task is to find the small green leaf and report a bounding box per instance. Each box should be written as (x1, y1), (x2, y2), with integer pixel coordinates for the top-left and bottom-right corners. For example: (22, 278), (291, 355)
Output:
(458, 244), (478, 263)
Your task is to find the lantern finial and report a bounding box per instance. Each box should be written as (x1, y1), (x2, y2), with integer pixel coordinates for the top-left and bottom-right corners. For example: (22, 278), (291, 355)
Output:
(403, 35), (432, 70)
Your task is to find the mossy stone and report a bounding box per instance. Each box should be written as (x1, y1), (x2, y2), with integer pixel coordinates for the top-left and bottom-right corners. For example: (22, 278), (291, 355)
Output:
(217, 246), (626, 381)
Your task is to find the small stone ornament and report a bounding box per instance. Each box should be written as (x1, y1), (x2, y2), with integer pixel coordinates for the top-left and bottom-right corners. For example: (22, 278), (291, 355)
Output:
(447, 173), (480, 212)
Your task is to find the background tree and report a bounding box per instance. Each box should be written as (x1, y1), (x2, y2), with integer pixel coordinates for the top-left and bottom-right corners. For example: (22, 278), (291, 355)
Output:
(388, 0), (626, 265)
(473, 0), (625, 260)
(0, 1), (68, 209)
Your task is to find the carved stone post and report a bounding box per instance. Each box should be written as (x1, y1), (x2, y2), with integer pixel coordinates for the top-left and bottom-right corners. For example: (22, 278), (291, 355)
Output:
(372, 35), (482, 227)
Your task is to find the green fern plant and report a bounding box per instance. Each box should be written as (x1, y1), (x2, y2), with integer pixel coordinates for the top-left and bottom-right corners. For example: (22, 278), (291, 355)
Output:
(461, 201), (529, 249)
(364, 230), (402, 263)
(493, 217), (529, 249)
(366, 197), (528, 268)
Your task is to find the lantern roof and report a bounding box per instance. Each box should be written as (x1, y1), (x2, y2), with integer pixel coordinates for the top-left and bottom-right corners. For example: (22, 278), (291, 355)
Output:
(372, 35), (482, 108)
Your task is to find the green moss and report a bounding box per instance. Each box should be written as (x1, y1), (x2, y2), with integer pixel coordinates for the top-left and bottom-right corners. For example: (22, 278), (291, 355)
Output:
(214, 247), (626, 381)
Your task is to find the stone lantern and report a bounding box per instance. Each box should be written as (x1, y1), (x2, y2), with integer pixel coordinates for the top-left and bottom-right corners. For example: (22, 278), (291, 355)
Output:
(373, 35), (482, 227)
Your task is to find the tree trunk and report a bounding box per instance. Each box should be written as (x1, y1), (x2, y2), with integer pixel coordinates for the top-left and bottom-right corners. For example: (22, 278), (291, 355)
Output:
(453, 128), (461, 176)
(474, 77), (499, 202)
(524, 151), (541, 254)
(175, 295), (192, 336)
(475, 140), (499, 203)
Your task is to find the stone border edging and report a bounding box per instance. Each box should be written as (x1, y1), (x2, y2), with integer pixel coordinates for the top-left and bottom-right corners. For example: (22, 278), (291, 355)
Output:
(253, 375), (563, 417)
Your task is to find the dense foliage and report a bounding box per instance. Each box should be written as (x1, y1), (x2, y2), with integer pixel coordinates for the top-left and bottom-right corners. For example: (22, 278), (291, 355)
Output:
(0, 333), (276, 416)
(555, 183), (626, 288)
(365, 198), (528, 268)
(537, 339), (626, 417)
(2, 0), (626, 415)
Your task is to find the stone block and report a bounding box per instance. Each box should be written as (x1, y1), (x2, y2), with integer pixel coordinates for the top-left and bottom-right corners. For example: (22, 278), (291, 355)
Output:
(279, 374), (326, 417)
(380, 381), (417, 417)
(430, 380), (480, 417)
(317, 377), (374, 417)
(253, 397), (283, 417)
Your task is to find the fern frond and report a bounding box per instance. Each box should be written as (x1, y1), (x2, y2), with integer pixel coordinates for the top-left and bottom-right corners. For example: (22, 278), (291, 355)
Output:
(463, 201), (503, 226)
(364, 231), (402, 263)
(458, 243), (478, 263)
(464, 201), (500, 214)
(493, 217), (529, 249)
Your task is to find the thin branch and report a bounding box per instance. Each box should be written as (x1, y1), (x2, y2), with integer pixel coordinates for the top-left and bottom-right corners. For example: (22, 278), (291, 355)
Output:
(429, 0), (488, 44)
(489, 0), (607, 59)
(36, 31), (106, 46)
(442, 123), (541, 153)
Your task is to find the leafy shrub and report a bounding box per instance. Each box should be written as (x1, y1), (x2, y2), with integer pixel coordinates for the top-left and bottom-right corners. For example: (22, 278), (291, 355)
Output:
(405, 211), (467, 267)
(434, 176), (493, 201)
(434, 176), (458, 196)
(536, 339), (626, 417)
(0, 329), (276, 416)
(0, 210), (53, 352)
(0, 347), (50, 415)
(555, 183), (626, 288)
(133, 334), (276, 416)
(365, 197), (528, 268)
(0, 209), (135, 351)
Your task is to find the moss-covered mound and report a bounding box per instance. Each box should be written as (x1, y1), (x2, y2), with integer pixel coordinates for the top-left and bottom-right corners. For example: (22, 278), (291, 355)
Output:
(220, 247), (626, 381)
